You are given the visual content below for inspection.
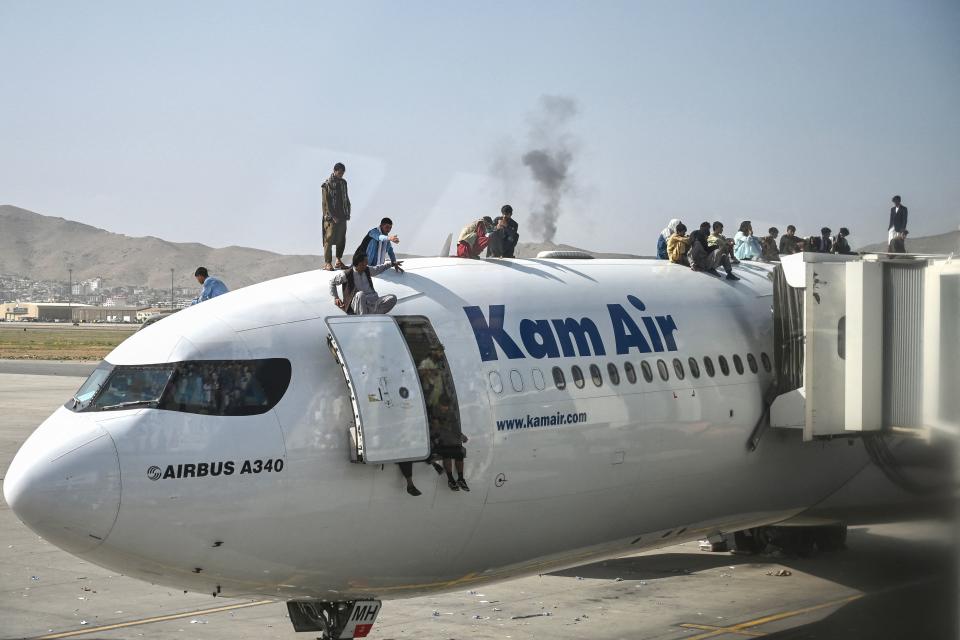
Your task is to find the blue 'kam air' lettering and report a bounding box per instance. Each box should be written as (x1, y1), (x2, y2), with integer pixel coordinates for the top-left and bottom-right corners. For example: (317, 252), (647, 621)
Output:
(464, 297), (679, 362)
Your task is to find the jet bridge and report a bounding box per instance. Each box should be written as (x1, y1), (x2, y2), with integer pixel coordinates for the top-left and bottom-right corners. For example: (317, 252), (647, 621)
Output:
(768, 251), (959, 442)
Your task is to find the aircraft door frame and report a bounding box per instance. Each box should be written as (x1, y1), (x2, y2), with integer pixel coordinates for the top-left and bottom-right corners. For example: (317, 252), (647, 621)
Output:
(326, 315), (431, 464)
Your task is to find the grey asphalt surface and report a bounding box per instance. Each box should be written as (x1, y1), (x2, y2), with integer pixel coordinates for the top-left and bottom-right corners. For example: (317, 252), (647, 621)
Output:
(0, 360), (97, 377)
(0, 365), (956, 640)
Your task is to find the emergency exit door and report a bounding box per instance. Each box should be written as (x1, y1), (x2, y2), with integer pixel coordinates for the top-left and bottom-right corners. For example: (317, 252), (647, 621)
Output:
(326, 315), (430, 464)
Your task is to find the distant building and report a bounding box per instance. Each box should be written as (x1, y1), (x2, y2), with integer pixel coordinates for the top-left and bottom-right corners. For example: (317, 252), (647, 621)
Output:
(1, 302), (91, 322)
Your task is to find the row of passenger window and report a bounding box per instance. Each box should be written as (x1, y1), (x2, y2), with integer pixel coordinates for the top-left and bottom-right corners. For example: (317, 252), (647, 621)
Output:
(551, 352), (772, 390)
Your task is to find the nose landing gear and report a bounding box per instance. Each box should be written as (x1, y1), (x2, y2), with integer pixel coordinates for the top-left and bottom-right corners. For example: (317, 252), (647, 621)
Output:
(286, 599), (382, 639)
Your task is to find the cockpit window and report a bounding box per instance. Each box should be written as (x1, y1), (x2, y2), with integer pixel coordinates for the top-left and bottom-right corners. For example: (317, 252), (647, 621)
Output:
(66, 362), (114, 411)
(67, 359), (291, 415)
(91, 365), (174, 411)
(161, 359), (291, 416)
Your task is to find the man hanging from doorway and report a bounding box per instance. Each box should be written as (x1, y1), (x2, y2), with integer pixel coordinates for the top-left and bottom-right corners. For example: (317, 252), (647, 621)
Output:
(430, 394), (469, 492)
(329, 252), (403, 315)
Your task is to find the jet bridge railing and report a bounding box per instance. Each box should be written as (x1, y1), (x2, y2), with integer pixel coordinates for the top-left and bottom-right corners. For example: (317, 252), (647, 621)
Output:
(769, 252), (959, 442)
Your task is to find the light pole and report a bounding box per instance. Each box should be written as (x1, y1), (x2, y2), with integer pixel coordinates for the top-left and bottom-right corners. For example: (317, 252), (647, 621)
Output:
(68, 268), (73, 310)
(170, 268), (174, 309)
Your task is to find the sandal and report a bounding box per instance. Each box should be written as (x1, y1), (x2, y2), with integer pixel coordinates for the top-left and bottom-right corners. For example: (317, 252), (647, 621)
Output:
(322, 263), (334, 271)
(407, 485), (422, 497)
(447, 478), (460, 491)
(334, 259), (346, 269)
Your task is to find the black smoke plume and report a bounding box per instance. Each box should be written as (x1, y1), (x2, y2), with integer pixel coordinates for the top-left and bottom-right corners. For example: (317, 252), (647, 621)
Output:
(521, 95), (579, 243)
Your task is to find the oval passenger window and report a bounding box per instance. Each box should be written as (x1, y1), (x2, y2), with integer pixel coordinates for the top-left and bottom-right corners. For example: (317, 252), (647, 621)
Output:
(590, 364), (603, 387)
(624, 362), (637, 384)
(747, 353), (758, 374)
(510, 369), (524, 392)
(718, 356), (730, 376)
(607, 363), (620, 385)
(532, 368), (546, 391)
(552, 366), (567, 390)
(572, 365), (585, 389)
(489, 371), (503, 393)
(673, 358), (685, 380)
(688, 357), (700, 378)
(641, 361), (654, 383)
(703, 356), (715, 377)
(657, 359), (669, 381)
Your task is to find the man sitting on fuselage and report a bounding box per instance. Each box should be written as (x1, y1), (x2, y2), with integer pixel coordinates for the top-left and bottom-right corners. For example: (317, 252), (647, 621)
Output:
(330, 252), (402, 315)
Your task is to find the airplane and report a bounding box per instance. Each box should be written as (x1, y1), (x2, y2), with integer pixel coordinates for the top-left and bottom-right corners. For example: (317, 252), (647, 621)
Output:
(3, 254), (951, 639)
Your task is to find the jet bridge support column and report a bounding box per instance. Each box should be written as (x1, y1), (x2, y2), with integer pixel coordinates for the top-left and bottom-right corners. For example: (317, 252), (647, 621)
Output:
(844, 260), (883, 433)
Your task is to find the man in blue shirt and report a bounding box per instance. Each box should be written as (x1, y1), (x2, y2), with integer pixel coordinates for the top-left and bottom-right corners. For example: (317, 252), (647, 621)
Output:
(365, 217), (403, 269)
(191, 266), (229, 305)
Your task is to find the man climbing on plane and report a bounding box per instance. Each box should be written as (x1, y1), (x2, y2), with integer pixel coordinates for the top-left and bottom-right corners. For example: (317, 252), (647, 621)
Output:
(329, 252), (403, 315)
(361, 217), (403, 269)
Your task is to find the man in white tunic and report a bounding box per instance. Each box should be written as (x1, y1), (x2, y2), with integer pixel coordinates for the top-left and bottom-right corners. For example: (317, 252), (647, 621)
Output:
(329, 253), (402, 315)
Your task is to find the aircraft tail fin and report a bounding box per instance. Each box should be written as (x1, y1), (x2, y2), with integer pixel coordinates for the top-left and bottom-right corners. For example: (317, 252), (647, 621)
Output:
(439, 233), (452, 257)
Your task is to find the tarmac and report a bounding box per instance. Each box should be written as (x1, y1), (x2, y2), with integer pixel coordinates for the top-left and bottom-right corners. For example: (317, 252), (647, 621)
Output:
(0, 367), (957, 640)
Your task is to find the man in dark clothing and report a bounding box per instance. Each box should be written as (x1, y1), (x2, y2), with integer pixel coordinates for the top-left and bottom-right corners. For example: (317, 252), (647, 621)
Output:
(322, 162), (351, 271)
(487, 204), (520, 258)
(832, 227), (854, 255)
(779, 225), (801, 255)
(688, 221), (739, 280)
(818, 227), (833, 253)
(761, 227), (780, 261)
(888, 195), (908, 253)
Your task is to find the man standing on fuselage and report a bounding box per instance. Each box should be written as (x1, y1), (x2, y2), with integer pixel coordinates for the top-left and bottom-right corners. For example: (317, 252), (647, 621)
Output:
(322, 162), (351, 271)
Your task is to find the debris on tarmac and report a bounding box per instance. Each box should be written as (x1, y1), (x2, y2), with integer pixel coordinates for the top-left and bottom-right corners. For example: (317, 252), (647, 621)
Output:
(511, 611), (552, 620)
(767, 568), (792, 577)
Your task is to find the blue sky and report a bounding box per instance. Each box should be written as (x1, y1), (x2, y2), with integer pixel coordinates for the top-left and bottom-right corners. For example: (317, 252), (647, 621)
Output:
(1, 1), (958, 257)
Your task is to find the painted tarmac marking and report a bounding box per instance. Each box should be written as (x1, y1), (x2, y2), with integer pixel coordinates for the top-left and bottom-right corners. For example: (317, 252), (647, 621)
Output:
(32, 599), (275, 639)
(677, 594), (862, 639)
(678, 622), (764, 636)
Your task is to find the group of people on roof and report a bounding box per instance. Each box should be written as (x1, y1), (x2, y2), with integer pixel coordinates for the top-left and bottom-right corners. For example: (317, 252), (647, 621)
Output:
(655, 195), (911, 276)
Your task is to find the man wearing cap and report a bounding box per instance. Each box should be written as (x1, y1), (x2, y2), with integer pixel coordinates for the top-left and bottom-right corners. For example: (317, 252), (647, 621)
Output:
(487, 204), (520, 258)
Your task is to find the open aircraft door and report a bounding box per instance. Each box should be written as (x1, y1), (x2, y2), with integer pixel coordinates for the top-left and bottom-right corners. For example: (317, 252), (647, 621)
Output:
(326, 315), (431, 464)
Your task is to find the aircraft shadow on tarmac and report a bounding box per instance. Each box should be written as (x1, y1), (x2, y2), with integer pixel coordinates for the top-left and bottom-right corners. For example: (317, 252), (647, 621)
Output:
(548, 526), (957, 640)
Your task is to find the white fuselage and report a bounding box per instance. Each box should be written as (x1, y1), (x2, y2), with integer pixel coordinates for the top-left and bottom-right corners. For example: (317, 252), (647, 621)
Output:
(5, 257), (876, 600)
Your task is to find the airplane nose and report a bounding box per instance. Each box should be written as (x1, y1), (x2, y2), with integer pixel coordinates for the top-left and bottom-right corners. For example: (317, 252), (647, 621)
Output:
(4, 409), (121, 555)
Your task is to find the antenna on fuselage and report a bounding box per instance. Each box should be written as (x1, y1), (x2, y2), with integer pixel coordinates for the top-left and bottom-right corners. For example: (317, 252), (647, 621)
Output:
(439, 233), (452, 257)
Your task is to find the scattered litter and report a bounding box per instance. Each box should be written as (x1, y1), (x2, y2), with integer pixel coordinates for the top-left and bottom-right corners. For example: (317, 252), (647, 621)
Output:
(77, 596), (86, 600)
(432, 611), (440, 617)
(115, 611), (123, 614)
(31, 576), (40, 581)
(640, 581), (647, 586)
(492, 608), (502, 612)
(189, 619), (208, 624)
(766, 569), (792, 577)
(79, 621), (88, 626)
(720, 573), (731, 578)
(510, 612), (552, 620)
(575, 576), (584, 580)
